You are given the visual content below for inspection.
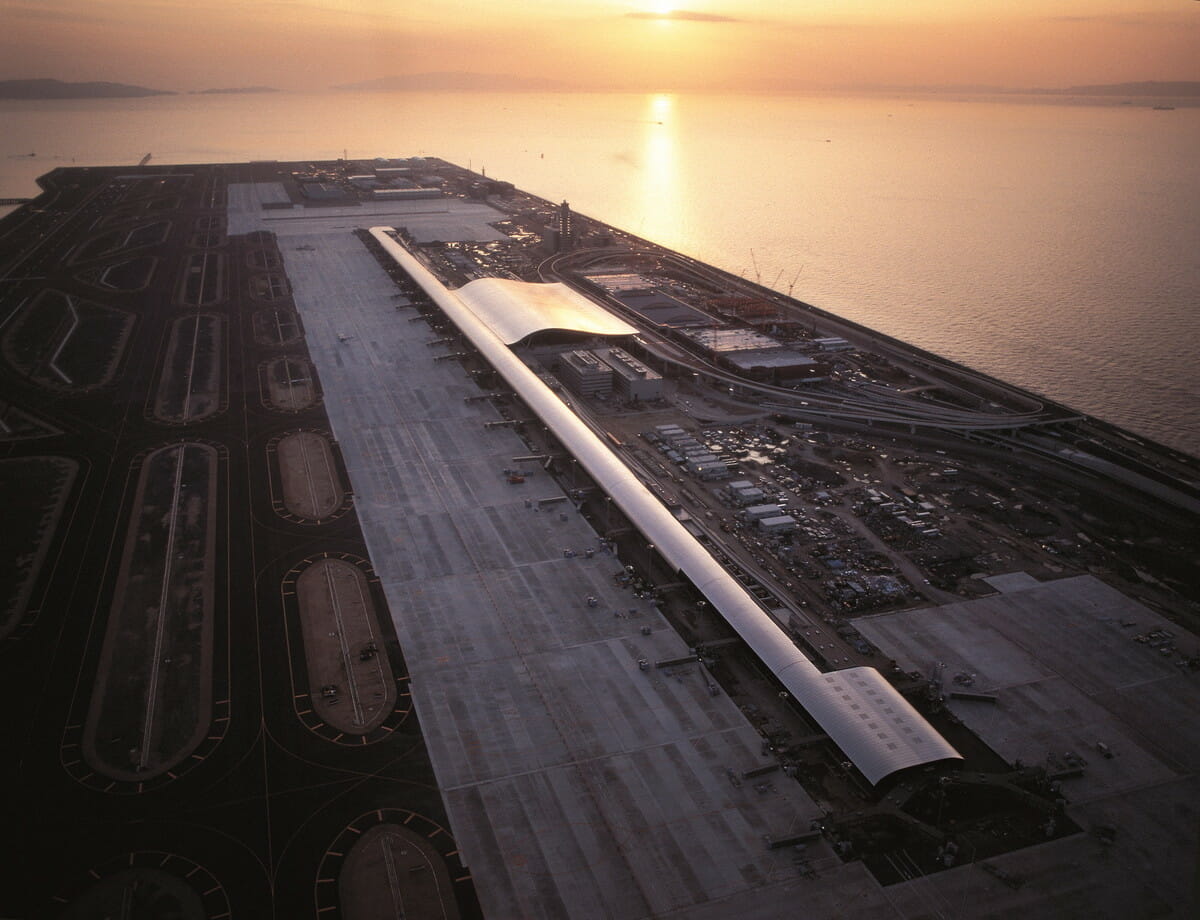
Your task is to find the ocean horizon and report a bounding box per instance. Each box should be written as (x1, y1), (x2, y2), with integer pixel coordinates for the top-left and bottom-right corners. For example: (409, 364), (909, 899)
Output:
(3, 90), (1198, 456)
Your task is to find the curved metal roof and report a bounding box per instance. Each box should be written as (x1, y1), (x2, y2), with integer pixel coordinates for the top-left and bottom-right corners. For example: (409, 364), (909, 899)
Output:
(456, 277), (637, 345)
(371, 228), (962, 785)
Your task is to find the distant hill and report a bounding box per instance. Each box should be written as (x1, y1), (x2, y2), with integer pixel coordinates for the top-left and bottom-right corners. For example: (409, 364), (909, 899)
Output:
(332, 72), (570, 93)
(0, 78), (174, 99)
(191, 86), (280, 95)
(1055, 81), (1200, 97)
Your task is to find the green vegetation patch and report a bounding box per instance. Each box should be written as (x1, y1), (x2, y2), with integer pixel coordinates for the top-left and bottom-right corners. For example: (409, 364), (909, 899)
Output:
(339, 824), (461, 920)
(76, 255), (158, 291)
(71, 220), (171, 262)
(84, 442), (217, 781)
(252, 308), (302, 346)
(2, 289), (134, 390)
(179, 251), (226, 305)
(0, 456), (78, 638)
(154, 314), (223, 423)
(263, 356), (319, 411)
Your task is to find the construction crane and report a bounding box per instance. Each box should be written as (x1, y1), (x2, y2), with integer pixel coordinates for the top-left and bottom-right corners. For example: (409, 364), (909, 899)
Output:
(787, 266), (804, 297)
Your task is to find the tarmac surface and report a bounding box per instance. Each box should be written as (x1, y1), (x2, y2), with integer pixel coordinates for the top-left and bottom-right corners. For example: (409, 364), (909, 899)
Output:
(249, 194), (834, 918)
(857, 574), (1200, 916)
(0, 163), (478, 918)
(2, 159), (1196, 918)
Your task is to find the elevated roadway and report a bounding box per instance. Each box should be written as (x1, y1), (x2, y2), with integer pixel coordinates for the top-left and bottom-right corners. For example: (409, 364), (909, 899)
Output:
(538, 248), (1067, 433)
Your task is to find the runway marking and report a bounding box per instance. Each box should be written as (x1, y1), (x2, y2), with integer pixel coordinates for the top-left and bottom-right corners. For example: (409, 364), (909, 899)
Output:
(381, 833), (406, 919)
(281, 554), (409, 745)
(46, 294), (80, 384)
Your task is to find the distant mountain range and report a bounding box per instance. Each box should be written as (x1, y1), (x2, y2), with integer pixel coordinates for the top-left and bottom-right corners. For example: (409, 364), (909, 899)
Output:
(334, 74), (1200, 97)
(1054, 81), (1200, 97)
(3, 75), (1195, 100)
(0, 78), (174, 99)
(190, 86), (279, 95)
(332, 72), (571, 93)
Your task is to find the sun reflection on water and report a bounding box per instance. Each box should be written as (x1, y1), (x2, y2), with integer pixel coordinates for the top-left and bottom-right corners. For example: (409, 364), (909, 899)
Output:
(637, 93), (678, 237)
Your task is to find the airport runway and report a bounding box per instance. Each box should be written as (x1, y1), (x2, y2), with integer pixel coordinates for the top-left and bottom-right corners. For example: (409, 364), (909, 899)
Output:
(0, 163), (478, 918)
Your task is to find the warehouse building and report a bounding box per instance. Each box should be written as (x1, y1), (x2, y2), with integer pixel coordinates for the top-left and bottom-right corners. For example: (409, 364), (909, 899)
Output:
(373, 186), (442, 200)
(743, 503), (784, 521)
(759, 514), (798, 534)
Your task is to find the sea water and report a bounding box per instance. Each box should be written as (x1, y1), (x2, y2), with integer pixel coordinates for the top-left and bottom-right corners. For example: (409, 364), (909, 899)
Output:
(2, 91), (1197, 455)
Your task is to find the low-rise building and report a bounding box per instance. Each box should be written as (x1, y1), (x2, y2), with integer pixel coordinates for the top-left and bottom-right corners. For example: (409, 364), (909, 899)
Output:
(759, 514), (798, 534)
(688, 460), (729, 480)
(744, 503), (783, 521)
(732, 487), (766, 505)
(373, 187), (443, 200)
(594, 347), (663, 401)
(813, 336), (853, 352)
(558, 349), (613, 397)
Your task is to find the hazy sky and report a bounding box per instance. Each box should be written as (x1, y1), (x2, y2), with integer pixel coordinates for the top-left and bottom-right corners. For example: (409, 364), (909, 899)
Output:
(1, 0), (1197, 92)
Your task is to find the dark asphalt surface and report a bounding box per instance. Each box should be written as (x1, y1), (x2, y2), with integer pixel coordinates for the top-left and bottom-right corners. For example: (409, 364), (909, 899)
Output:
(0, 163), (480, 919)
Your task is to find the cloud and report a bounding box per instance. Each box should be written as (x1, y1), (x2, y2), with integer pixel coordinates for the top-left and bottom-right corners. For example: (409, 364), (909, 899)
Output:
(625, 11), (739, 23)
